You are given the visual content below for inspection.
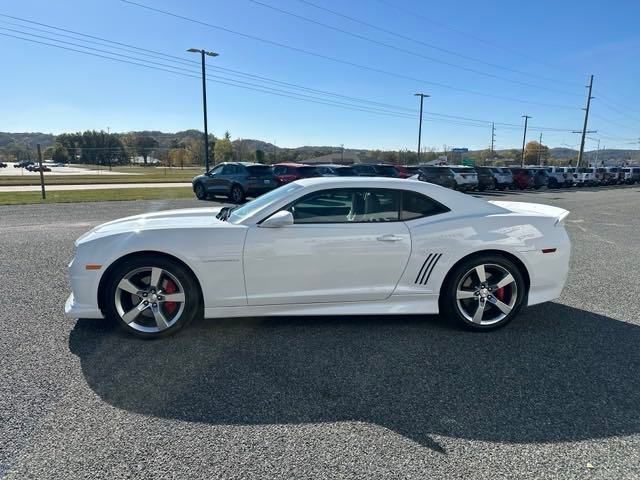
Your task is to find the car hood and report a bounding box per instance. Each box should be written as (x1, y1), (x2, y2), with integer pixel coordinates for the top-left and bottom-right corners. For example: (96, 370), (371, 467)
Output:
(76, 207), (228, 245)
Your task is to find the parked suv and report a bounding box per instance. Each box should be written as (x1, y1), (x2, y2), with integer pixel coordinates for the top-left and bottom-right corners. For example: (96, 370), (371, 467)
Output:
(449, 166), (479, 191)
(273, 163), (318, 184)
(192, 162), (278, 203)
(510, 168), (535, 190)
(394, 165), (421, 178)
(416, 166), (456, 189)
(529, 168), (550, 189)
(314, 164), (357, 176)
(372, 164), (399, 177)
(473, 167), (498, 191)
(351, 164), (379, 176)
(549, 166), (575, 187)
(574, 167), (598, 187)
(622, 166), (640, 184)
(489, 167), (515, 190)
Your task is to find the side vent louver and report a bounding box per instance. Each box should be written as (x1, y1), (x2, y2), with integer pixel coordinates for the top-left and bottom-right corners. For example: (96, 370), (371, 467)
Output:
(415, 253), (443, 286)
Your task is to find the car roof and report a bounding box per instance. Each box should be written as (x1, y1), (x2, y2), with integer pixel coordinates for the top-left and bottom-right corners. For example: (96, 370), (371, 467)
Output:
(274, 162), (306, 167)
(317, 163), (353, 168)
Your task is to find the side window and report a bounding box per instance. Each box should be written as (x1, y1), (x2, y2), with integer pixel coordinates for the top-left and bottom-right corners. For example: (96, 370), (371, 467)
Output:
(401, 191), (449, 221)
(209, 165), (224, 176)
(221, 164), (238, 175)
(273, 166), (285, 175)
(289, 188), (400, 224)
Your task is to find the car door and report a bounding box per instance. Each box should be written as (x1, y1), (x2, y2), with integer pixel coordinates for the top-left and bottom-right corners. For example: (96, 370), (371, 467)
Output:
(243, 187), (411, 305)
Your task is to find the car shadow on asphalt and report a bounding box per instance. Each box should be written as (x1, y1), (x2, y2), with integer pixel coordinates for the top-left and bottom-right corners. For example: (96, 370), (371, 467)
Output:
(69, 303), (640, 452)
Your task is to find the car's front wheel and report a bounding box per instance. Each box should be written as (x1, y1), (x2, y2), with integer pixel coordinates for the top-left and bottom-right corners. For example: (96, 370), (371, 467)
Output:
(440, 254), (526, 331)
(194, 182), (207, 200)
(103, 255), (201, 338)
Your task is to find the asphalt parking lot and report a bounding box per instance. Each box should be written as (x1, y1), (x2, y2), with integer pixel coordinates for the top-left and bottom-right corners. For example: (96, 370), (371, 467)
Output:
(1, 186), (639, 479)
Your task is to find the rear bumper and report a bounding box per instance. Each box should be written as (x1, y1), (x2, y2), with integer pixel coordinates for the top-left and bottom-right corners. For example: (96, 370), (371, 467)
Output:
(65, 293), (104, 319)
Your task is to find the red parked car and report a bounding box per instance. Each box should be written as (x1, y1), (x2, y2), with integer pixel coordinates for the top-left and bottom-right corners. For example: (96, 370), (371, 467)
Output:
(393, 165), (421, 179)
(510, 168), (535, 190)
(272, 163), (318, 184)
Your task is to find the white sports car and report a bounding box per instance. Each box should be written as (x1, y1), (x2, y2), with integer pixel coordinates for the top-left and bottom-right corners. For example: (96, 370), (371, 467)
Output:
(65, 177), (571, 338)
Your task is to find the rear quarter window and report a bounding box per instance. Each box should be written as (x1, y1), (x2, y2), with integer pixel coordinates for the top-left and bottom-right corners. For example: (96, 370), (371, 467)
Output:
(401, 191), (450, 221)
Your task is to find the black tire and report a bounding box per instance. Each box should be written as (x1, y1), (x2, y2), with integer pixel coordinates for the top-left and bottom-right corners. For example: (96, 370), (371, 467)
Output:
(439, 253), (527, 331)
(549, 179), (558, 189)
(103, 254), (202, 339)
(229, 184), (245, 203)
(194, 182), (207, 200)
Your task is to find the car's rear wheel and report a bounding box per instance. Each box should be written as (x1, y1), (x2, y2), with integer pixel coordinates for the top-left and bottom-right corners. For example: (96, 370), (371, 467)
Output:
(103, 255), (201, 339)
(440, 254), (526, 331)
(229, 184), (245, 203)
(194, 182), (207, 200)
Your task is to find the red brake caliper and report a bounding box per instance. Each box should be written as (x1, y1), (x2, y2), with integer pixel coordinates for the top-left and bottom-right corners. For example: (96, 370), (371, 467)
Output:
(162, 278), (178, 314)
(495, 286), (506, 302)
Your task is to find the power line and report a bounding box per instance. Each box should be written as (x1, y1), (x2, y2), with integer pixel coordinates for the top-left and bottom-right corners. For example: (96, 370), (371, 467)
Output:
(293, 0), (576, 87)
(246, 0), (581, 96)
(0, 19), (580, 134)
(117, 0), (580, 110)
(373, 0), (583, 86)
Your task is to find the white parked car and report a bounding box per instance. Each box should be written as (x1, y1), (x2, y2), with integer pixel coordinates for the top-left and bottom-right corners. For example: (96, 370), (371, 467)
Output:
(448, 166), (479, 191)
(574, 167), (598, 186)
(622, 166), (640, 184)
(65, 178), (571, 338)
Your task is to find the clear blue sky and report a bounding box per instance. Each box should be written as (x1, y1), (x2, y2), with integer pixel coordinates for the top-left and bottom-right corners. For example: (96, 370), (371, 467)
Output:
(1, 0), (639, 151)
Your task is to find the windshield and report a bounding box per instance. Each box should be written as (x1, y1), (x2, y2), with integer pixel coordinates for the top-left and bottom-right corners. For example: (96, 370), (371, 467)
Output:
(335, 167), (355, 176)
(450, 167), (472, 173)
(246, 165), (273, 176)
(376, 165), (397, 175)
(228, 183), (303, 224)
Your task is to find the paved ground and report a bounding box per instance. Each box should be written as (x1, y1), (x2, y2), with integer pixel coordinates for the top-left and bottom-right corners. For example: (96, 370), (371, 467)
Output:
(0, 182), (191, 192)
(1, 186), (639, 479)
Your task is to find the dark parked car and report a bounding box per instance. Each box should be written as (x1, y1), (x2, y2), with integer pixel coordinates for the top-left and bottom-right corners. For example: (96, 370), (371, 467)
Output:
(351, 164), (379, 176)
(192, 162), (278, 203)
(510, 168), (535, 190)
(14, 160), (34, 168)
(530, 168), (550, 189)
(393, 165), (421, 178)
(417, 166), (456, 189)
(474, 167), (498, 191)
(273, 163), (318, 184)
(28, 165), (51, 172)
(0, 161), (7, 168)
(371, 164), (399, 177)
(314, 164), (357, 176)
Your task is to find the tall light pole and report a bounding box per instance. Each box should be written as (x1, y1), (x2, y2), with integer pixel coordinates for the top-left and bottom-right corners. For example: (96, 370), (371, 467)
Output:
(576, 75), (594, 169)
(520, 115), (531, 167)
(414, 93), (429, 164)
(188, 48), (218, 172)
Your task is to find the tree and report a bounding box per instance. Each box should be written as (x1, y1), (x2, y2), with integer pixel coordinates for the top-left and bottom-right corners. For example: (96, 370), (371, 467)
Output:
(214, 131), (233, 164)
(255, 149), (265, 163)
(134, 134), (159, 165)
(524, 141), (549, 165)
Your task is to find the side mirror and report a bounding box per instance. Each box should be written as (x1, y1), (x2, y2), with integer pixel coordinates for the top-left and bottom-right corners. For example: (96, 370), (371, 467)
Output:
(261, 210), (294, 228)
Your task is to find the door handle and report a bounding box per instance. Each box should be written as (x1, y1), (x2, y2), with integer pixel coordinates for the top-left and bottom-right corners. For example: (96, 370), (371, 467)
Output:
(377, 234), (403, 242)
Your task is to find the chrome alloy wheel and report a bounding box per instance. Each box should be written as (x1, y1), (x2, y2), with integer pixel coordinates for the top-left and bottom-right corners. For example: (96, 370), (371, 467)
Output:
(114, 266), (186, 333)
(455, 263), (518, 326)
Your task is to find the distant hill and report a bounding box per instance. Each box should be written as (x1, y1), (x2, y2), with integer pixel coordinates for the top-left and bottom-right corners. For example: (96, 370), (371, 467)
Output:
(1, 130), (638, 164)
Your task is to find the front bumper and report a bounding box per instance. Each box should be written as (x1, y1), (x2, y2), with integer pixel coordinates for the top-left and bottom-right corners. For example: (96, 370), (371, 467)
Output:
(65, 293), (104, 319)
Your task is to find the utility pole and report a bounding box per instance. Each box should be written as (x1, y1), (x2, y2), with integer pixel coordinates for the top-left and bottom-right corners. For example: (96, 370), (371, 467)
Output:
(576, 74), (594, 169)
(520, 115), (531, 167)
(594, 138), (601, 165)
(37, 144), (46, 200)
(340, 144), (344, 163)
(414, 93), (429, 163)
(187, 48), (219, 172)
(490, 122), (495, 155)
(273, 140), (277, 163)
(537, 132), (543, 166)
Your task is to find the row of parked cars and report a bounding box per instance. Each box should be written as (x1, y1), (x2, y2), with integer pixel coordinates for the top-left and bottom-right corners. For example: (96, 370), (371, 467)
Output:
(191, 161), (640, 202)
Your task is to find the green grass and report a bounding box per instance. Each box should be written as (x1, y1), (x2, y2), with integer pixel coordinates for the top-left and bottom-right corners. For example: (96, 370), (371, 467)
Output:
(0, 167), (202, 186)
(0, 187), (196, 205)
